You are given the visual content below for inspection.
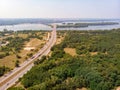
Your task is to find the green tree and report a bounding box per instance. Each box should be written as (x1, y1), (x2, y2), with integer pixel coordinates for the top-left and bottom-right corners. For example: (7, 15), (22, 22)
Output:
(15, 60), (20, 67)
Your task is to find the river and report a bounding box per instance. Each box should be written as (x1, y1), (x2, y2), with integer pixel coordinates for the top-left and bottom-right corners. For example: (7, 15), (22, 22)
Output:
(0, 19), (120, 31)
(0, 23), (52, 31)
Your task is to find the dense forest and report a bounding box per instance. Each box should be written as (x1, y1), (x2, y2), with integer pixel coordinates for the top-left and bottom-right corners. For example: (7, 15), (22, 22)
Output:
(8, 29), (120, 90)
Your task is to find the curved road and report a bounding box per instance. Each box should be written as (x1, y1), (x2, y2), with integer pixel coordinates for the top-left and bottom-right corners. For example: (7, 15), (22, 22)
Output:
(0, 25), (56, 90)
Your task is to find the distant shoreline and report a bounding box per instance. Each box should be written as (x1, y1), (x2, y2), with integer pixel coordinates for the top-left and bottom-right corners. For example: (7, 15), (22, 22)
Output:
(57, 22), (119, 28)
(0, 18), (120, 26)
(0, 18), (120, 31)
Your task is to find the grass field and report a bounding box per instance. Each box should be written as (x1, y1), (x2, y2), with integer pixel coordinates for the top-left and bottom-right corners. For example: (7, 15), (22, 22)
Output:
(64, 48), (77, 56)
(18, 34), (28, 39)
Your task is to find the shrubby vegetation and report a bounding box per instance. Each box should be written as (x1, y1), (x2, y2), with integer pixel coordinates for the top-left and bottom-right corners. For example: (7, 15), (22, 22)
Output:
(1, 37), (29, 53)
(34, 55), (47, 65)
(0, 30), (48, 76)
(9, 29), (120, 90)
(8, 87), (24, 90)
(0, 30), (47, 58)
(0, 36), (29, 59)
(0, 66), (10, 76)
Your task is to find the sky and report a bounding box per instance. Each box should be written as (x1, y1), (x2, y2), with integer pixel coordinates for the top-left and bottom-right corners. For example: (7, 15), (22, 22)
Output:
(0, 0), (120, 18)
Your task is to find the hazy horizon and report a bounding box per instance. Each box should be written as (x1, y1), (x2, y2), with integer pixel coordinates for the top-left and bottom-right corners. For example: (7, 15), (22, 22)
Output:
(0, 0), (120, 19)
(0, 18), (120, 19)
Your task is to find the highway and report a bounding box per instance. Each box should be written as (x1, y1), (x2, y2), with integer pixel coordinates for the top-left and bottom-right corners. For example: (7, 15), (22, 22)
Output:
(0, 25), (56, 90)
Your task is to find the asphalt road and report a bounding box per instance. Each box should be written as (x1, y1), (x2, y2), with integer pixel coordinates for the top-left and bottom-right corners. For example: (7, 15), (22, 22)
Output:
(0, 25), (56, 90)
